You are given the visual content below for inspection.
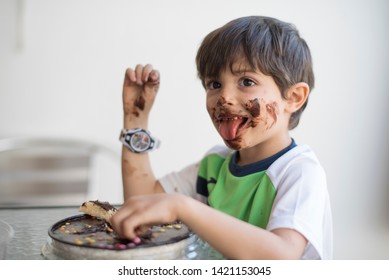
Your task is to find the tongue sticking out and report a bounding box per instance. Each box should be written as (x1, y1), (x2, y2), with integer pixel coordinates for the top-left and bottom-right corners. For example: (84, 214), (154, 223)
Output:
(218, 119), (245, 140)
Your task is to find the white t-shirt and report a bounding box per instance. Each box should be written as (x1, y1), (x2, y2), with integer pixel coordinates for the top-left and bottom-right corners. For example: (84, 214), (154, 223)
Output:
(159, 144), (333, 259)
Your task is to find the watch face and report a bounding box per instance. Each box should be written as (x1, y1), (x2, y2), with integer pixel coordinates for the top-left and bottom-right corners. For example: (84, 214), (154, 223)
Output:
(129, 131), (151, 152)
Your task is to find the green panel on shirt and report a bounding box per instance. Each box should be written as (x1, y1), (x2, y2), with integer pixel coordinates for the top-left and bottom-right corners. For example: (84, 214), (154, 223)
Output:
(198, 153), (277, 229)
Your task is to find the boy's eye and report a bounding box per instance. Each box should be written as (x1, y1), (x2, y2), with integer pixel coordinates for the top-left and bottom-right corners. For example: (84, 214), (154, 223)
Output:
(206, 81), (222, 90)
(240, 78), (255, 87)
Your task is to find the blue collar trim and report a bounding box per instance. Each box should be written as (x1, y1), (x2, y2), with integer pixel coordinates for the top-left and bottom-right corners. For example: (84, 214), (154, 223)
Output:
(229, 139), (297, 177)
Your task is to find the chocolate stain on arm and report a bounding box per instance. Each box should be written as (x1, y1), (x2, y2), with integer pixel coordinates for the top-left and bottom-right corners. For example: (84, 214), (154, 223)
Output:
(135, 95), (146, 110)
(123, 101), (133, 115)
(127, 95), (146, 117)
(131, 110), (140, 117)
(132, 95), (146, 117)
(124, 100), (141, 118)
(122, 159), (138, 176)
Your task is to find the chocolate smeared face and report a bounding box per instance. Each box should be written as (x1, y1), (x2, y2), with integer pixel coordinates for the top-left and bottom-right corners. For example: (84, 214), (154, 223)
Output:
(212, 98), (248, 142)
(206, 63), (283, 151)
(210, 97), (279, 150)
(245, 98), (260, 118)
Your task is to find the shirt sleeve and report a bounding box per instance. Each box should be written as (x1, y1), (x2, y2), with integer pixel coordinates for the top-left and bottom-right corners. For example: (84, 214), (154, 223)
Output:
(158, 161), (208, 203)
(266, 147), (332, 259)
(158, 145), (231, 204)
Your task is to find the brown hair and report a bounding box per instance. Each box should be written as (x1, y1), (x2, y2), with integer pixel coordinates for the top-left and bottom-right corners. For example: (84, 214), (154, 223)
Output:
(196, 16), (314, 129)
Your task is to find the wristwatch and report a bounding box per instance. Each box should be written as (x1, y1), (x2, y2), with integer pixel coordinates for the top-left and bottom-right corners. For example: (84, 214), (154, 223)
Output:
(119, 128), (160, 153)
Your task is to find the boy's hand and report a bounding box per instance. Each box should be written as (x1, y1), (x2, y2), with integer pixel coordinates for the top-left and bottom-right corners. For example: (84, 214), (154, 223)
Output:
(110, 193), (182, 241)
(123, 64), (160, 127)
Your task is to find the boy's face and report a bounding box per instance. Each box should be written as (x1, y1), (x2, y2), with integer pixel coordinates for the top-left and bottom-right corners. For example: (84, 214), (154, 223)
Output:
(204, 60), (290, 151)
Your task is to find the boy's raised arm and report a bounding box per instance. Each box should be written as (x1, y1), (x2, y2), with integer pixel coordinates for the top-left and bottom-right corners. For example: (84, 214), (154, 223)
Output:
(121, 65), (164, 199)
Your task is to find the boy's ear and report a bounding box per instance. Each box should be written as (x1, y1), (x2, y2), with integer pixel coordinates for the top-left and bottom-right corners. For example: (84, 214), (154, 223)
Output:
(285, 82), (310, 113)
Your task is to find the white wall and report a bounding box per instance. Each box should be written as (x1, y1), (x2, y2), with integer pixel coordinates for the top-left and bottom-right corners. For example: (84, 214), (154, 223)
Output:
(1, 0), (388, 259)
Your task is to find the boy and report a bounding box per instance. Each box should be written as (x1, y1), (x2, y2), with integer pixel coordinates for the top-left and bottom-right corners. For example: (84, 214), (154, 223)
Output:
(111, 16), (332, 259)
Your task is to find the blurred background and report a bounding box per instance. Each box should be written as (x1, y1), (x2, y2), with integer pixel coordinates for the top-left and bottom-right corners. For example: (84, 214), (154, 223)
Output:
(0, 0), (388, 259)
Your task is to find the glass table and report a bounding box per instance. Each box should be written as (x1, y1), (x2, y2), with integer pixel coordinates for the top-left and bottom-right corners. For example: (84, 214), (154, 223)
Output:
(0, 206), (223, 260)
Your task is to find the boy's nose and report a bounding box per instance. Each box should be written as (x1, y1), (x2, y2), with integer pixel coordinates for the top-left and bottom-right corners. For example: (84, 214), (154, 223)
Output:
(217, 86), (236, 105)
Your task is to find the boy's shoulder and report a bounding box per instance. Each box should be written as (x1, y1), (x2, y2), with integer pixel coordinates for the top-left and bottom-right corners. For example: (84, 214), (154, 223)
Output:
(271, 144), (322, 170)
(268, 144), (326, 189)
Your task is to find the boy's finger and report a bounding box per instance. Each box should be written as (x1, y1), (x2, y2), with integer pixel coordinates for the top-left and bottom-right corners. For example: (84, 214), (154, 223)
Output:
(142, 64), (153, 82)
(120, 212), (152, 241)
(128, 68), (136, 83)
(110, 207), (134, 236)
(148, 70), (160, 84)
(120, 216), (138, 240)
(123, 67), (136, 86)
(135, 225), (150, 236)
(134, 64), (144, 85)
